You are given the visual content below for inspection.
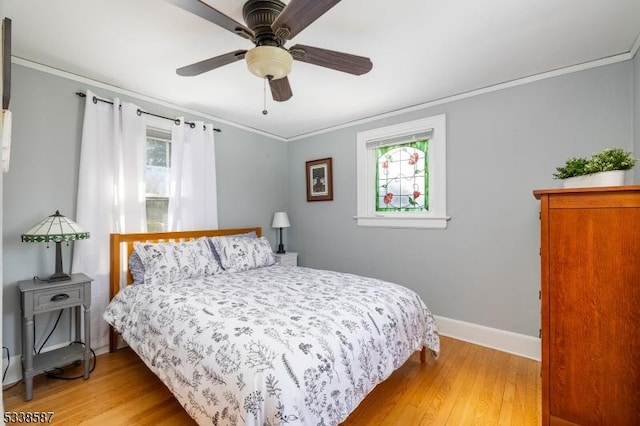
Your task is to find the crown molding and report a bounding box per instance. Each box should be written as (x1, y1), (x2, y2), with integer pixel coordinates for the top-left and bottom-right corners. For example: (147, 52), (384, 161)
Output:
(11, 56), (287, 142)
(631, 31), (640, 59)
(13, 49), (635, 143)
(287, 51), (635, 141)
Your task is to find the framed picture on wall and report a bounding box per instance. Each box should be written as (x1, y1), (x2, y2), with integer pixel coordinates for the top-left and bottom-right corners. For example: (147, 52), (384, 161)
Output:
(2, 18), (11, 110)
(306, 157), (333, 201)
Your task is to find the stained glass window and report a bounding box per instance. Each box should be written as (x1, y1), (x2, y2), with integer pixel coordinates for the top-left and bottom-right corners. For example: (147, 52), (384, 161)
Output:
(376, 140), (429, 212)
(357, 114), (448, 229)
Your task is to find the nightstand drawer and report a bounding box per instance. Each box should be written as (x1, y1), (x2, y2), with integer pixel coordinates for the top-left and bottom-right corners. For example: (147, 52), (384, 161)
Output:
(33, 287), (84, 312)
(274, 252), (298, 266)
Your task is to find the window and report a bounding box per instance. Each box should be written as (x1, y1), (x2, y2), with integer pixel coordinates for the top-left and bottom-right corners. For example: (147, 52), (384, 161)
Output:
(376, 140), (428, 212)
(145, 128), (171, 232)
(356, 114), (449, 229)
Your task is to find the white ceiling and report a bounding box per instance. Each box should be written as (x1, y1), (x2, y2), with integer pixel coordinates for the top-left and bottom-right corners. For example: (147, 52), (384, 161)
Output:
(6, 0), (640, 140)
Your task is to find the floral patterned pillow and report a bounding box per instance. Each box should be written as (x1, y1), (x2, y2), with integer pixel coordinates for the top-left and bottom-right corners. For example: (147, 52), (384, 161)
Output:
(210, 236), (275, 272)
(208, 231), (257, 267)
(134, 237), (223, 285)
(128, 251), (146, 284)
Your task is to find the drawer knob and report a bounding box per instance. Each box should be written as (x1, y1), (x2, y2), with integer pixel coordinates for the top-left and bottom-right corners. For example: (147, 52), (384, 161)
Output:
(50, 293), (70, 302)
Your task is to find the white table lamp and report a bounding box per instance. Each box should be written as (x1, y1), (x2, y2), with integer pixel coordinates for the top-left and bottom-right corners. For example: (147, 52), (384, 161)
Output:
(272, 212), (291, 254)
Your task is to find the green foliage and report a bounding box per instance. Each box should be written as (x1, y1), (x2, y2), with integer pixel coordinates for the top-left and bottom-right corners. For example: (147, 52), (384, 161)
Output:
(553, 157), (589, 179)
(553, 148), (637, 179)
(584, 147), (637, 173)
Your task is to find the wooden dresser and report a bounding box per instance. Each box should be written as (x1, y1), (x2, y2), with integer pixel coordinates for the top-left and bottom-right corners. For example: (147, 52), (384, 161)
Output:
(534, 186), (640, 425)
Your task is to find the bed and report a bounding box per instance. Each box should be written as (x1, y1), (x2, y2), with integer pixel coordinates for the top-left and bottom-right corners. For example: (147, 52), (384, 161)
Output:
(104, 228), (439, 426)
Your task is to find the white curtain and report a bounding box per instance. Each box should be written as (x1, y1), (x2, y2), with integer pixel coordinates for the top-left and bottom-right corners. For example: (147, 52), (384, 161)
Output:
(168, 119), (218, 230)
(72, 90), (147, 349)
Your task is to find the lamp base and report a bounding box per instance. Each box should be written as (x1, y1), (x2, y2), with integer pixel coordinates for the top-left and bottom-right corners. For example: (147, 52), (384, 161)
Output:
(47, 272), (71, 282)
(47, 241), (71, 282)
(276, 243), (286, 254)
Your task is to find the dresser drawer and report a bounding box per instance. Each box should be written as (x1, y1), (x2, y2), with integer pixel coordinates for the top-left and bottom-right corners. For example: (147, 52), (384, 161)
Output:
(33, 286), (84, 313)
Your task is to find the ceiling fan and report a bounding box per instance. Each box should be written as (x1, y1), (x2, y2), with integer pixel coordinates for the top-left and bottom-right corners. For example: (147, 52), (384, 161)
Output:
(165, 0), (373, 102)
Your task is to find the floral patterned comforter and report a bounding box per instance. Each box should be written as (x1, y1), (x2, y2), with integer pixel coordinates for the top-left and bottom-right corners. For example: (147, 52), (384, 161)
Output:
(104, 265), (439, 426)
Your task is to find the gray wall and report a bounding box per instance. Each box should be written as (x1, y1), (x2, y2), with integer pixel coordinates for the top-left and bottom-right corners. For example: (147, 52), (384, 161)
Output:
(2, 64), (287, 355)
(635, 51), (640, 183)
(287, 60), (635, 337)
(3, 55), (637, 356)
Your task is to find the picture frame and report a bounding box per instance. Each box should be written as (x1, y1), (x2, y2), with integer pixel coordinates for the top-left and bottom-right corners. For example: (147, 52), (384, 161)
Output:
(2, 18), (11, 110)
(306, 157), (333, 201)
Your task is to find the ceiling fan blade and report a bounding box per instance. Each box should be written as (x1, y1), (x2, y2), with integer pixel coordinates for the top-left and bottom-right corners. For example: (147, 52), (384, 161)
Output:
(269, 77), (293, 102)
(164, 0), (254, 40)
(177, 50), (247, 76)
(289, 44), (372, 75)
(271, 0), (342, 40)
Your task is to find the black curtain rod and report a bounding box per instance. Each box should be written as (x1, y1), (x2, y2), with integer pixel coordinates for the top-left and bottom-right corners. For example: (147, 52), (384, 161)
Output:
(75, 92), (221, 132)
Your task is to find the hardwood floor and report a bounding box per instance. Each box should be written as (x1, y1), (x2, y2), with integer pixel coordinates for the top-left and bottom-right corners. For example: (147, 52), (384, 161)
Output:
(4, 336), (541, 425)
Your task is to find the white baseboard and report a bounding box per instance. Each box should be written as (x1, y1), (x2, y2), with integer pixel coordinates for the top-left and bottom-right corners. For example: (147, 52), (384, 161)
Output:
(3, 343), (109, 387)
(3, 353), (22, 386)
(434, 315), (541, 361)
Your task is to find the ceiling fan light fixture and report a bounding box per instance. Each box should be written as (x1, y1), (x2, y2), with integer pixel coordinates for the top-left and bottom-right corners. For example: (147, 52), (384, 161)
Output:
(245, 45), (292, 80)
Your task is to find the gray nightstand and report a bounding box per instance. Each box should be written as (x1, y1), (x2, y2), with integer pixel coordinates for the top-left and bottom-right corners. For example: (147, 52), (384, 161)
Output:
(274, 252), (298, 266)
(18, 273), (93, 401)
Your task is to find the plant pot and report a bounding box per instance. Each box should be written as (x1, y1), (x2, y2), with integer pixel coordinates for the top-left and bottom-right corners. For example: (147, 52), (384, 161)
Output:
(562, 170), (625, 188)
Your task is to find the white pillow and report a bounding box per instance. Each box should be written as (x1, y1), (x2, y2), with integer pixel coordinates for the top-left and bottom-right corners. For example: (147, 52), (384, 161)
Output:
(134, 237), (222, 285)
(210, 236), (275, 272)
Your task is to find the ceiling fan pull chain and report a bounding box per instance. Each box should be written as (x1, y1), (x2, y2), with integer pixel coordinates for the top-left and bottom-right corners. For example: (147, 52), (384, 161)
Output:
(262, 77), (269, 115)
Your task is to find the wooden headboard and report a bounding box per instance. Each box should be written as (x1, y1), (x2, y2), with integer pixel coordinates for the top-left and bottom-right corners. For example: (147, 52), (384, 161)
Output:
(109, 227), (262, 352)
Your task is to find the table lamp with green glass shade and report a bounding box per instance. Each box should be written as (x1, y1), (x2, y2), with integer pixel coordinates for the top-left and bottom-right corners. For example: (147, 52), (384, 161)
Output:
(21, 210), (90, 282)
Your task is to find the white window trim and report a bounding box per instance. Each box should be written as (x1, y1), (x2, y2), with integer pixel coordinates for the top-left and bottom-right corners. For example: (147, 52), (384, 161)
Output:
(355, 114), (450, 229)
(145, 124), (172, 232)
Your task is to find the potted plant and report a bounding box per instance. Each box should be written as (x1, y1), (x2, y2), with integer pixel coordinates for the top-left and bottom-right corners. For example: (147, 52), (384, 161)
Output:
(553, 147), (637, 188)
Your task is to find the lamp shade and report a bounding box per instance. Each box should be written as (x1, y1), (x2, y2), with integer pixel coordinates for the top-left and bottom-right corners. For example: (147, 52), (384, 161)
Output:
(245, 46), (293, 80)
(21, 210), (89, 243)
(272, 212), (291, 228)
(21, 210), (89, 282)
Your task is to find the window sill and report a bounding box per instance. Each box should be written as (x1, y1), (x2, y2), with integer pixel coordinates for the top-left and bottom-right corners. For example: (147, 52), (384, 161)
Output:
(353, 215), (450, 229)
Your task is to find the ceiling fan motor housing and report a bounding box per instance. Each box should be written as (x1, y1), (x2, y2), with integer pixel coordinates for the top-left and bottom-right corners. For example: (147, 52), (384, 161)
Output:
(242, 0), (286, 46)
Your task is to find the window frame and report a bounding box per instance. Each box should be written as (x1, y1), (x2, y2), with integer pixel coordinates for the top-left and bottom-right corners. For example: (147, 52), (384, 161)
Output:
(356, 114), (449, 229)
(145, 125), (172, 232)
